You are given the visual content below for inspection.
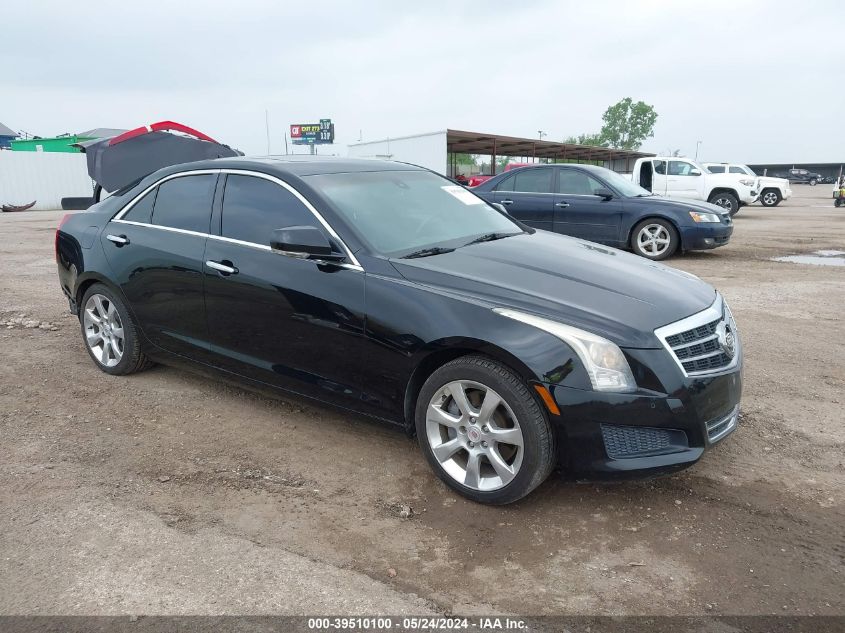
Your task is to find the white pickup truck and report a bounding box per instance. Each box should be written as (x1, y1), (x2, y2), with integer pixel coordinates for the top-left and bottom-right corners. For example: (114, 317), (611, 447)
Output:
(630, 157), (758, 215)
(703, 163), (791, 207)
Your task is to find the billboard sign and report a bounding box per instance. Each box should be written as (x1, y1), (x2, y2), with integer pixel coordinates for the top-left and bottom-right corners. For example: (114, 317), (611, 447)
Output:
(290, 119), (334, 145)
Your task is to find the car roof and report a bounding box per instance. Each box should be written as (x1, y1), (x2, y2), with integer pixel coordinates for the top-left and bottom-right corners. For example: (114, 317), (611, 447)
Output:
(158, 155), (422, 178)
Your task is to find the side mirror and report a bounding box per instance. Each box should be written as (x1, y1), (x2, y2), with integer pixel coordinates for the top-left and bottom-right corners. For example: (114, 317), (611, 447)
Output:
(594, 187), (614, 200)
(492, 202), (510, 215)
(689, 169), (702, 176)
(270, 226), (345, 261)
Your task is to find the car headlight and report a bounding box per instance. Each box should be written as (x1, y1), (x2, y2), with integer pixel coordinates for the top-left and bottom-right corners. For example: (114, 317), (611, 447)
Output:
(689, 211), (721, 223)
(739, 178), (755, 187)
(493, 308), (637, 393)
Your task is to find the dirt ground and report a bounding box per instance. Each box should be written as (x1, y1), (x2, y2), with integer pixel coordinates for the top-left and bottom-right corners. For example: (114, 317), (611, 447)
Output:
(0, 185), (842, 617)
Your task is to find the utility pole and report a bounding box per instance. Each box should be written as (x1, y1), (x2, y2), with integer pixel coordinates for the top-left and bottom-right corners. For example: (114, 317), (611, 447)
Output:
(538, 130), (547, 141)
(265, 109), (271, 155)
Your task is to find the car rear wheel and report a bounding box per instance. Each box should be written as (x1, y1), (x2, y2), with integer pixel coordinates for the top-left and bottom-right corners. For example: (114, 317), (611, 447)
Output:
(708, 192), (739, 215)
(80, 283), (153, 375)
(415, 356), (555, 504)
(631, 219), (678, 260)
(760, 189), (782, 207)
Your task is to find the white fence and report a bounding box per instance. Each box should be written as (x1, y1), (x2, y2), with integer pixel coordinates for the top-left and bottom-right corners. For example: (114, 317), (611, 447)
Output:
(0, 151), (93, 210)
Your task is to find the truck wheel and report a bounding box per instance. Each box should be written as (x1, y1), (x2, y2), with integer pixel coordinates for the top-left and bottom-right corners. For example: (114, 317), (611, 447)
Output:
(708, 192), (739, 215)
(631, 219), (678, 260)
(760, 189), (782, 207)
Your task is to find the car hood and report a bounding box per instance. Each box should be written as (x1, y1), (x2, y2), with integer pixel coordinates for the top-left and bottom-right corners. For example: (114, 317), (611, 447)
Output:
(629, 195), (730, 216)
(390, 230), (716, 348)
(758, 176), (789, 187)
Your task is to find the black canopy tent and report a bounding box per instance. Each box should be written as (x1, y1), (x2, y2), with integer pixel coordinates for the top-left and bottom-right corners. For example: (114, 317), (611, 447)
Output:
(71, 121), (242, 204)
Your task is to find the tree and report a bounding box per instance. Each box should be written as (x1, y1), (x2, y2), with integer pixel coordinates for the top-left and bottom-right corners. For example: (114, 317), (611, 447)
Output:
(562, 132), (607, 147)
(598, 97), (657, 150)
(563, 98), (658, 150)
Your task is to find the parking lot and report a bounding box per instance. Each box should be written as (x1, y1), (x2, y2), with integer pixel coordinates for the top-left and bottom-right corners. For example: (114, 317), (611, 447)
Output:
(0, 185), (842, 616)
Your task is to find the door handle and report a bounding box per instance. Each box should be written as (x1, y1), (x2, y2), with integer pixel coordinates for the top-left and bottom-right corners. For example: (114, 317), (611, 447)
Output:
(555, 202), (570, 208)
(500, 199), (514, 205)
(206, 260), (238, 275)
(106, 234), (129, 246)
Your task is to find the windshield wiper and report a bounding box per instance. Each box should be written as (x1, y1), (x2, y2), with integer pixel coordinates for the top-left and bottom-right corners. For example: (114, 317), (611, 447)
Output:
(463, 232), (518, 246)
(636, 193), (654, 197)
(402, 246), (456, 259)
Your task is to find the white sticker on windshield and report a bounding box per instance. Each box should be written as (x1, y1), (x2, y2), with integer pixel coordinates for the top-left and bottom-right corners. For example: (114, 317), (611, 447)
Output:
(441, 185), (484, 205)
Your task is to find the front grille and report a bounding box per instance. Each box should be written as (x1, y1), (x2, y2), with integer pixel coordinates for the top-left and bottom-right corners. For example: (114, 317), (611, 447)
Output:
(655, 295), (739, 377)
(600, 424), (687, 459)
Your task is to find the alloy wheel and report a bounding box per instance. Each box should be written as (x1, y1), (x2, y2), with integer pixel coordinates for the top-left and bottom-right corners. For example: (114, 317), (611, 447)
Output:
(637, 224), (671, 257)
(425, 380), (524, 491)
(762, 192), (779, 206)
(83, 293), (124, 367)
(712, 196), (735, 212)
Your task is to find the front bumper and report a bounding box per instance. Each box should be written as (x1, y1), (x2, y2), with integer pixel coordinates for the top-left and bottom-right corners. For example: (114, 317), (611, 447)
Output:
(680, 223), (733, 251)
(546, 351), (742, 480)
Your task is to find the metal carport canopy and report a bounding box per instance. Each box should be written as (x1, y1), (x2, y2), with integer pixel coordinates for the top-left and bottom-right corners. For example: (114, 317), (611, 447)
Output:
(446, 128), (653, 172)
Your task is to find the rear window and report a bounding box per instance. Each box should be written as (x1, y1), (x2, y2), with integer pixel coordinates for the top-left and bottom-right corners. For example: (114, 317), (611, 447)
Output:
(151, 175), (216, 233)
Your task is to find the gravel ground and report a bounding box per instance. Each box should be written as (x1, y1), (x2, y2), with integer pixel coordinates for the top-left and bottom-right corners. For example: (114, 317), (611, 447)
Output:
(0, 186), (842, 616)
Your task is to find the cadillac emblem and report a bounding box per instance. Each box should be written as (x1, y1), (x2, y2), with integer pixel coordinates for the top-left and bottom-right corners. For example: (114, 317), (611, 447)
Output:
(716, 321), (736, 359)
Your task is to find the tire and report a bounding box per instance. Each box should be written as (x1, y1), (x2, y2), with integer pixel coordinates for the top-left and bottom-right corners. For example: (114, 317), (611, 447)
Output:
(835, 199), (842, 208)
(79, 283), (153, 375)
(809, 179), (817, 186)
(415, 355), (555, 505)
(630, 218), (679, 260)
(760, 189), (782, 207)
(708, 192), (739, 215)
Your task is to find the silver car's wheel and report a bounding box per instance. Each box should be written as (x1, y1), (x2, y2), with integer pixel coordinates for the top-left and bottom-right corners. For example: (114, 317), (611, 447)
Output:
(637, 223), (671, 257)
(425, 380), (524, 492)
(83, 293), (124, 368)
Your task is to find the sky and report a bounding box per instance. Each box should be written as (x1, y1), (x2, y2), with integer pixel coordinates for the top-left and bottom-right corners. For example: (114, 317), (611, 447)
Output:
(2, 0), (843, 164)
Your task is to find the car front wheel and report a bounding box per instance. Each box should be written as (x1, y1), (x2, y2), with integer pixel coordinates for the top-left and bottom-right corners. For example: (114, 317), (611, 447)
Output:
(760, 189), (782, 207)
(631, 218), (678, 260)
(79, 283), (153, 375)
(415, 356), (555, 504)
(708, 192), (739, 215)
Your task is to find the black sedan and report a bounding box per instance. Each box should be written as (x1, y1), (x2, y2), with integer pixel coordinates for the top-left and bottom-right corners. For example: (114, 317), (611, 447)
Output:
(56, 157), (742, 504)
(472, 164), (733, 260)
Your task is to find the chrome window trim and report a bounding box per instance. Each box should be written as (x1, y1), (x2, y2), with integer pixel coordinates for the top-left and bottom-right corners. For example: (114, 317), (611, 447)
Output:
(654, 294), (741, 378)
(109, 168), (363, 271)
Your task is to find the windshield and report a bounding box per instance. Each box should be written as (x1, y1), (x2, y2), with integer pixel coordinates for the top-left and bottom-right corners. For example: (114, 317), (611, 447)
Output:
(595, 167), (653, 197)
(306, 170), (523, 257)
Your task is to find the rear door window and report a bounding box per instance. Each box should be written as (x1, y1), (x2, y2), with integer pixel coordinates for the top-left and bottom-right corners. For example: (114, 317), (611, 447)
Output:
(669, 161), (695, 176)
(151, 175), (216, 233)
(729, 166), (747, 174)
(494, 175), (515, 192)
(221, 175), (320, 246)
(512, 168), (553, 193)
(122, 189), (157, 223)
(707, 165), (726, 173)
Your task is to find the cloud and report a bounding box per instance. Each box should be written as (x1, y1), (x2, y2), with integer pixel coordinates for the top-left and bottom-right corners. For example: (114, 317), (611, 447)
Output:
(3, 0), (843, 163)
